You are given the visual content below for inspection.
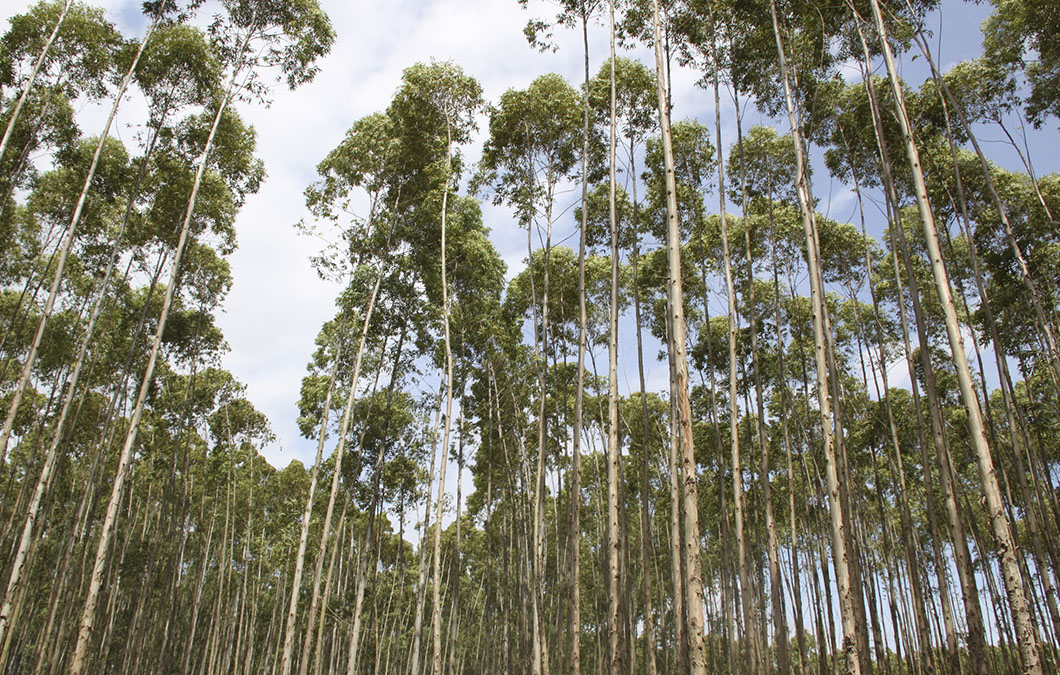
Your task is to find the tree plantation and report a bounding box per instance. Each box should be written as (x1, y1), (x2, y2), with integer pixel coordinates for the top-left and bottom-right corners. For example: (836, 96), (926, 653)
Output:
(1, 0), (1059, 673)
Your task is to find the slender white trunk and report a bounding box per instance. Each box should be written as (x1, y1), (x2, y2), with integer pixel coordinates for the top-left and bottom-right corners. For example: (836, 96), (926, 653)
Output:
(569, 7), (592, 674)
(650, 2), (706, 670)
(708, 32), (756, 672)
(430, 123), (455, 675)
(0, 88), (170, 651)
(409, 383), (445, 675)
(768, 1), (861, 671)
(866, 2), (1042, 671)
(279, 316), (347, 675)
(605, 6), (622, 671)
(0, 14), (158, 461)
(297, 270), (384, 675)
(69, 20), (250, 670)
(0, 0), (72, 165)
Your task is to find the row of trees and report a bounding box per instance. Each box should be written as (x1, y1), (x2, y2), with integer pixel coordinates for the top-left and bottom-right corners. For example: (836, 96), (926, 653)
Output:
(1, 0), (1059, 673)
(0, 0), (334, 672)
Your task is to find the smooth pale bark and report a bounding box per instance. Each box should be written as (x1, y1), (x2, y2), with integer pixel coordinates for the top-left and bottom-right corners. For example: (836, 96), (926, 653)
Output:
(430, 122), (456, 675)
(180, 493), (218, 675)
(906, 21), (1060, 390)
(866, 3), (1042, 671)
(770, 234), (807, 675)
(709, 39), (756, 673)
(605, 5), (622, 673)
(896, 161), (986, 675)
(409, 383), (444, 675)
(0, 87), (170, 650)
(527, 157), (554, 675)
(848, 25), (962, 670)
(666, 322), (688, 675)
(930, 58), (1060, 646)
(71, 17), (228, 672)
(699, 264), (735, 675)
(727, 75), (790, 674)
(731, 95), (789, 675)
(845, 125), (936, 670)
(630, 125), (658, 675)
(650, 1), (706, 671)
(0, 15), (159, 462)
(0, 0), (73, 165)
(279, 318), (348, 675)
(570, 5), (592, 674)
(347, 322), (406, 674)
(850, 23), (986, 673)
(300, 281), (385, 675)
(767, 2), (860, 672)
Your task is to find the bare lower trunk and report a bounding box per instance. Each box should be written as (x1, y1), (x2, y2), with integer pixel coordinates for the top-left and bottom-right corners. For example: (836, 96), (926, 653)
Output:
(651, 1), (706, 670)
(69, 20), (242, 671)
(768, 2), (860, 671)
(866, 3), (1042, 671)
(605, 6), (623, 673)
(430, 125), (456, 675)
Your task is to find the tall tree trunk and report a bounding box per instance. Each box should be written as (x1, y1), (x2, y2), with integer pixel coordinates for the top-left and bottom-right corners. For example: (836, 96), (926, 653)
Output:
(767, 2), (860, 672)
(301, 297), (385, 675)
(569, 5), (592, 673)
(605, 5), (623, 673)
(708, 35), (757, 672)
(631, 119), (659, 675)
(430, 122), (457, 675)
(731, 78), (790, 675)
(0, 12), (160, 461)
(0, 0), (72, 165)
(650, 1), (706, 670)
(865, 3), (1042, 672)
(409, 384), (444, 675)
(279, 315), (350, 675)
(0, 87), (170, 650)
(68, 14), (248, 670)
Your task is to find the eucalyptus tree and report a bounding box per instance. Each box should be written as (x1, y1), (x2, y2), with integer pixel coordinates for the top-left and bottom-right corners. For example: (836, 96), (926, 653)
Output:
(0, 0), (119, 177)
(69, 2), (333, 671)
(519, 4), (606, 668)
(283, 106), (399, 675)
(861, 2), (1043, 670)
(706, 28), (766, 667)
(643, 0), (709, 670)
(820, 87), (944, 669)
(911, 39), (1060, 392)
(588, 52), (658, 674)
(600, 9), (625, 672)
(0, 19), (221, 657)
(477, 70), (581, 675)
(0, 0), (144, 463)
(0, 130), (133, 668)
(751, 0), (867, 669)
(383, 59), (483, 675)
(711, 36), (795, 675)
(823, 70), (975, 674)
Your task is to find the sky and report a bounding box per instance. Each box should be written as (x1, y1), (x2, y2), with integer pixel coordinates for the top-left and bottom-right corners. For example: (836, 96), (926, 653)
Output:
(3, 0), (1058, 473)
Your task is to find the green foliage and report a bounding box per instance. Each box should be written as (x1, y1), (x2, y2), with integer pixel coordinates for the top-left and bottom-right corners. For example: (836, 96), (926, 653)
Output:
(983, 0), (1060, 125)
(476, 72), (583, 224)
